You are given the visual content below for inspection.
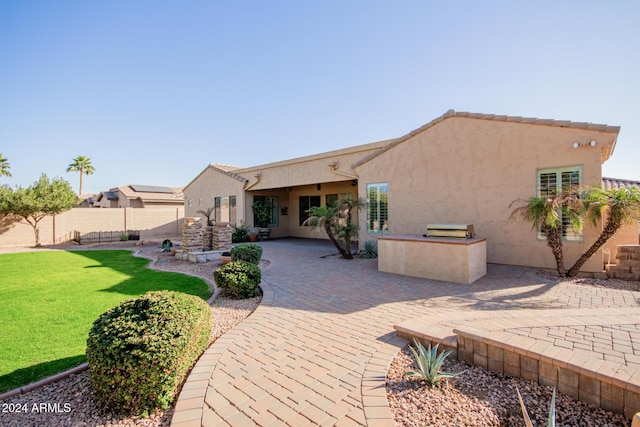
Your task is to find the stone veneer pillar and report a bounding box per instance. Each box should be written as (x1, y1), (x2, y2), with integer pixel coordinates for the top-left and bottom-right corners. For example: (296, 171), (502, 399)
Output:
(212, 222), (232, 250)
(182, 217), (203, 252)
(202, 226), (213, 251)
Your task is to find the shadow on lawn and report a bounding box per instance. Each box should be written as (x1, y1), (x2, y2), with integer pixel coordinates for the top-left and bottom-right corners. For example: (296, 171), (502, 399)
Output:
(69, 250), (211, 300)
(0, 355), (85, 395)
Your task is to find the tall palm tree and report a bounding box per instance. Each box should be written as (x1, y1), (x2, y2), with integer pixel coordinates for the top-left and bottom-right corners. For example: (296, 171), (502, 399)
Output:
(0, 153), (12, 179)
(509, 190), (583, 277)
(567, 186), (640, 277)
(305, 194), (365, 259)
(66, 155), (95, 195)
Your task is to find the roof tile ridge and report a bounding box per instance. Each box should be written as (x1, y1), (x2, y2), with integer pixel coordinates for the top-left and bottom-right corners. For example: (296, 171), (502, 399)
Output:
(209, 164), (249, 183)
(455, 111), (618, 132)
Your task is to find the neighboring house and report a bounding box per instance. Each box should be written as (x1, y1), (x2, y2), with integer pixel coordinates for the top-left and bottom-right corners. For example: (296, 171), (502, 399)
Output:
(75, 194), (98, 208)
(184, 109), (637, 273)
(95, 184), (184, 208)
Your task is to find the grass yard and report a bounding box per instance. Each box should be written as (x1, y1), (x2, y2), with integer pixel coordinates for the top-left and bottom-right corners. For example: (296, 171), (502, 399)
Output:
(0, 250), (211, 394)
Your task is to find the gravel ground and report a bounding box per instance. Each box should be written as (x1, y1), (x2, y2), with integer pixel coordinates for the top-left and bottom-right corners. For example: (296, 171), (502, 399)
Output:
(387, 346), (631, 427)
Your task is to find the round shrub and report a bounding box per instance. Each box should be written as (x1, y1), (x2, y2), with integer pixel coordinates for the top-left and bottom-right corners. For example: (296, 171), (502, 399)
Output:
(232, 225), (248, 243)
(230, 242), (263, 265)
(213, 260), (261, 299)
(86, 291), (212, 416)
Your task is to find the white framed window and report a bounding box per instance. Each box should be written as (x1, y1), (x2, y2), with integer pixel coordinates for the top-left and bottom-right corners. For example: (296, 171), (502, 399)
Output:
(537, 166), (582, 241)
(214, 195), (237, 224)
(299, 195), (321, 226)
(367, 183), (388, 234)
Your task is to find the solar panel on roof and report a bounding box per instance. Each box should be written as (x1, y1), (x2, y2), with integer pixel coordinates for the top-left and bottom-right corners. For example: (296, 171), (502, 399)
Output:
(129, 185), (174, 193)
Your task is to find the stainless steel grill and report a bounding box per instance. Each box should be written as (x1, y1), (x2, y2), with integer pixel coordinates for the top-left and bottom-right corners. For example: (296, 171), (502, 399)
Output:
(426, 224), (475, 239)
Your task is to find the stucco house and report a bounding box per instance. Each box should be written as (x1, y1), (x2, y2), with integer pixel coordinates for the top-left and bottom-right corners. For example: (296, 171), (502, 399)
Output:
(95, 184), (184, 208)
(184, 109), (637, 273)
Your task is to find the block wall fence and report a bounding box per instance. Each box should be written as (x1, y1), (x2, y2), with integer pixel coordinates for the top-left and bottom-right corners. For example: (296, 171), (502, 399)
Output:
(0, 207), (184, 247)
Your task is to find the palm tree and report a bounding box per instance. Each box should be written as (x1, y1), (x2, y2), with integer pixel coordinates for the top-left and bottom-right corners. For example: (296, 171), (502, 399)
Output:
(196, 206), (215, 226)
(66, 155), (95, 195)
(509, 189), (583, 277)
(0, 153), (12, 179)
(305, 194), (365, 259)
(566, 186), (640, 277)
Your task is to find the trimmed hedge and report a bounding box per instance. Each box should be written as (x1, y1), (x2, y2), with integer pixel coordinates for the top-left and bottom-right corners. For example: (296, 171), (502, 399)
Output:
(213, 260), (261, 299)
(230, 243), (263, 265)
(86, 291), (212, 416)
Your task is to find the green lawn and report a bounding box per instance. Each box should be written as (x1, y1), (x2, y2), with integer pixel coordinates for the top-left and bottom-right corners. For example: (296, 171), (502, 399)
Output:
(0, 250), (211, 394)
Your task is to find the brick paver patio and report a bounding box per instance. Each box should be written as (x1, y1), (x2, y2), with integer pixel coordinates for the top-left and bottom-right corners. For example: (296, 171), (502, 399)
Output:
(171, 238), (640, 426)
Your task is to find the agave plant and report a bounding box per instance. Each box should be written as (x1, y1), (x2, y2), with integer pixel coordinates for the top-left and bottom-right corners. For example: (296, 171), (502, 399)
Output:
(517, 385), (556, 427)
(359, 240), (378, 259)
(405, 338), (460, 386)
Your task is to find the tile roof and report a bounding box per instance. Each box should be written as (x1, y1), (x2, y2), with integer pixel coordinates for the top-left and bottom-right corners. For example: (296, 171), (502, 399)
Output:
(602, 177), (640, 190)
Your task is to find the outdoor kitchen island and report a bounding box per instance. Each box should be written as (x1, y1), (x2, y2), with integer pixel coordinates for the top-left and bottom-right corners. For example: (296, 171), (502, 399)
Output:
(378, 234), (487, 284)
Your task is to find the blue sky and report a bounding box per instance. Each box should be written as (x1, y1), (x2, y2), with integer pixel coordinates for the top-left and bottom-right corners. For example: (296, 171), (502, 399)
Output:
(1, 1), (638, 194)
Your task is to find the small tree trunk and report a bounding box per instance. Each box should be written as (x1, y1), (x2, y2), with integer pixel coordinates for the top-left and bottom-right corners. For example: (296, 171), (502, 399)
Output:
(567, 218), (621, 277)
(544, 226), (565, 277)
(325, 222), (352, 259)
(33, 225), (41, 247)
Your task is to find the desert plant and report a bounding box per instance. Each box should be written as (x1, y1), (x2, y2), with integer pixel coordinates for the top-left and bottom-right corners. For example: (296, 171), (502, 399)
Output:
(517, 385), (556, 427)
(510, 186), (640, 277)
(305, 194), (365, 259)
(196, 206), (215, 226)
(0, 152), (11, 179)
(213, 260), (261, 299)
(359, 240), (378, 259)
(66, 155), (95, 195)
(230, 242), (263, 265)
(119, 233), (128, 241)
(509, 189), (582, 277)
(86, 291), (212, 416)
(405, 338), (460, 386)
(567, 186), (640, 276)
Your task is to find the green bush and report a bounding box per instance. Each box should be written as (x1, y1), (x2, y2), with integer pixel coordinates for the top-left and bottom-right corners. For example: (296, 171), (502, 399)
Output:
(86, 291), (212, 416)
(230, 243), (263, 265)
(232, 225), (248, 243)
(213, 261), (261, 299)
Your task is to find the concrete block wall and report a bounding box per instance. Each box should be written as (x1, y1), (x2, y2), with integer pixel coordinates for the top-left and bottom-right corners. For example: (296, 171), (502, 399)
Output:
(608, 245), (640, 281)
(0, 207), (184, 247)
(457, 333), (640, 418)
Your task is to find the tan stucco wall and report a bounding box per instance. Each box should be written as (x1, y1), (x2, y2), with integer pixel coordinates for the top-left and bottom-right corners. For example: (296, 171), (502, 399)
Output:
(0, 207), (184, 247)
(185, 164), (360, 241)
(239, 141), (384, 191)
(355, 117), (619, 272)
(378, 235), (487, 283)
(183, 114), (629, 273)
(284, 182), (359, 239)
(184, 167), (246, 226)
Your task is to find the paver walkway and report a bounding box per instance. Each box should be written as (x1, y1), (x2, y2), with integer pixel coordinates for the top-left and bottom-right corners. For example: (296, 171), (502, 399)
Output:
(171, 239), (640, 426)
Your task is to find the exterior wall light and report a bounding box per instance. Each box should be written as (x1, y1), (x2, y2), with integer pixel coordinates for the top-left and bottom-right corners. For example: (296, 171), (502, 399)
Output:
(572, 140), (597, 148)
